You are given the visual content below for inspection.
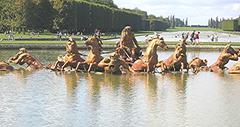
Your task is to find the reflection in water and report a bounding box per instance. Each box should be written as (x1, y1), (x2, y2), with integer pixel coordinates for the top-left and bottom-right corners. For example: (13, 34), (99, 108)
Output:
(229, 74), (240, 81)
(167, 73), (188, 93)
(134, 74), (158, 103)
(62, 71), (80, 97)
(1, 50), (240, 127)
(13, 68), (34, 77)
(0, 68), (33, 79)
(0, 71), (11, 76)
(8, 69), (35, 84)
(86, 73), (101, 100)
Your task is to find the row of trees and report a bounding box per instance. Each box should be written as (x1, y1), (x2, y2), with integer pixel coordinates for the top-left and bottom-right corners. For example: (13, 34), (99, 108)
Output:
(208, 16), (240, 31)
(168, 15), (188, 28)
(0, 0), (174, 33)
(208, 17), (221, 28)
(84, 0), (117, 8)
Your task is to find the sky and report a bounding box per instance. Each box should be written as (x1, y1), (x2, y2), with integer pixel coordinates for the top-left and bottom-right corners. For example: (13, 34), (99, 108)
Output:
(114, 0), (240, 25)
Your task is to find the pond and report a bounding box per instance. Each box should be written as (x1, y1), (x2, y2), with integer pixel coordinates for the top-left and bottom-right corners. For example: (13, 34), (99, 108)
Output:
(107, 31), (240, 43)
(0, 50), (240, 127)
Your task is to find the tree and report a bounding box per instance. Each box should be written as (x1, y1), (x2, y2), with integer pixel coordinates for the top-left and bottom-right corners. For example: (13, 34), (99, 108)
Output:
(133, 8), (147, 19)
(170, 15), (175, 28)
(85, 0), (117, 8)
(216, 16), (219, 28)
(148, 14), (157, 20)
(175, 18), (184, 27)
(0, 0), (28, 31)
(25, 0), (54, 31)
(185, 18), (188, 27)
(51, 0), (74, 31)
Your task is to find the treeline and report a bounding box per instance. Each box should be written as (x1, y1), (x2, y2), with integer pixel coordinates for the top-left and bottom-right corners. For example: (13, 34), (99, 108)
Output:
(208, 17), (221, 28)
(168, 15), (188, 28)
(208, 16), (240, 31)
(0, 0), (171, 33)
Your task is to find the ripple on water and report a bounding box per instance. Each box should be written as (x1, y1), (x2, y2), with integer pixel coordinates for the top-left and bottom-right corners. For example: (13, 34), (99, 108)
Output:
(1, 50), (240, 127)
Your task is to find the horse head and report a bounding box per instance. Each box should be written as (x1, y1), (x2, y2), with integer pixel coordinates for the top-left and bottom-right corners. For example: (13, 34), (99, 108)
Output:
(203, 59), (208, 66)
(121, 26), (133, 36)
(8, 48), (28, 65)
(9, 48), (43, 70)
(224, 43), (237, 55)
(151, 37), (168, 50)
(175, 39), (187, 55)
(66, 37), (79, 54)
(181, 32), (189, 42)
(85, 36), (102, 50)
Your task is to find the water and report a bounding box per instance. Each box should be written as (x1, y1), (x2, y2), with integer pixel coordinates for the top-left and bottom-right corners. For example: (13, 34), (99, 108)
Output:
(107, 31), (240, 43)
(1, 50), (240, 127)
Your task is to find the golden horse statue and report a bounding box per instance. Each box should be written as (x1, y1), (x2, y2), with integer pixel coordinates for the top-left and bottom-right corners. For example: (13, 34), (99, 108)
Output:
(8, 48), (43, 71)
(157, 37), (189, 72)
(209, 44), (239, 73)
(228, 49), (240, 74)
(98, 51), (130, 74)
(48, 38), (85, 71)
(228, 62), (240, 74)
(0, 61), (14, 71)
(117, 26), (142, 62)
(76, 36), (103, 72)
(129, 37), (168, 73)
(188, 57), (208, 73)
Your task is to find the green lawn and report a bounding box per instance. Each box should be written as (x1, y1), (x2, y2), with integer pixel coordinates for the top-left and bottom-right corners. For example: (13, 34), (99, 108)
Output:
(165, 41), (240, 46)
(1, 40), (240, 46)
(167, 27), (223, 32)
(1, 27), (238, 40)
(0, 31), (163, 40)
(0, 33), (119, 40)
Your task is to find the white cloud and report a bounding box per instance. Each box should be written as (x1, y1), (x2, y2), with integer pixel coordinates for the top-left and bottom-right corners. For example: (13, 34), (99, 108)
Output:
(114, 0), (240, 25)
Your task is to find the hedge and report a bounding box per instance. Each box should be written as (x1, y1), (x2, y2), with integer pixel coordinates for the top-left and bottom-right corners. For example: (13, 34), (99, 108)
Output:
(149, 20), (170, 31)
(221, 20), (239, 31)
(0, 0), (170, 33)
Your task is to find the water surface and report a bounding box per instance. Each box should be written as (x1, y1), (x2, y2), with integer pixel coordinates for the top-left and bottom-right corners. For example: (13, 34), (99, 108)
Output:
(108, 31), (240, 43)
(1, 50), (240, 127)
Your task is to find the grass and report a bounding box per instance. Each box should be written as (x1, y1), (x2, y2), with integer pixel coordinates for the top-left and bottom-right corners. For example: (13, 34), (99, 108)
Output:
(0, 27), (239, 47)
(166, 27), (223, 32)
(165, 41), (240, 46)
(0, 34), (119, 40)
(0, 31), (153, 40)
(0, 40), (69, 44)
(1, 40), (240, 46)
(1, 27), (239, 40)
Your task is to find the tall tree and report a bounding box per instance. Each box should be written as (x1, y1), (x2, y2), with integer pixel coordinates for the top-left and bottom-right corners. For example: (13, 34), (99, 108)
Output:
(25, 0), (54, 31)
(0, 0), (28, 31)
(185, 17), (188, 27)
(51, 0), (74, 31)
(216, 16), (219, 28)
(171, 15), (175, 28)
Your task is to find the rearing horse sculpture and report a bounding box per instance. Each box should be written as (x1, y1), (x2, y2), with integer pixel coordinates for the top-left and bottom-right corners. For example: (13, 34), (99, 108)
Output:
(209, 44), (238, 73)
(48, 38), (85, 71)
(228, 49), (240, 74)
(0, 61), (14, 71)
(129, 37), (168, 73)
(98, 52), (130, 74)
(8, 48), (43, 71)
(188, 57), (208, 73)
(156, 37), (189, 72)
(76, 36), (103, 72)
